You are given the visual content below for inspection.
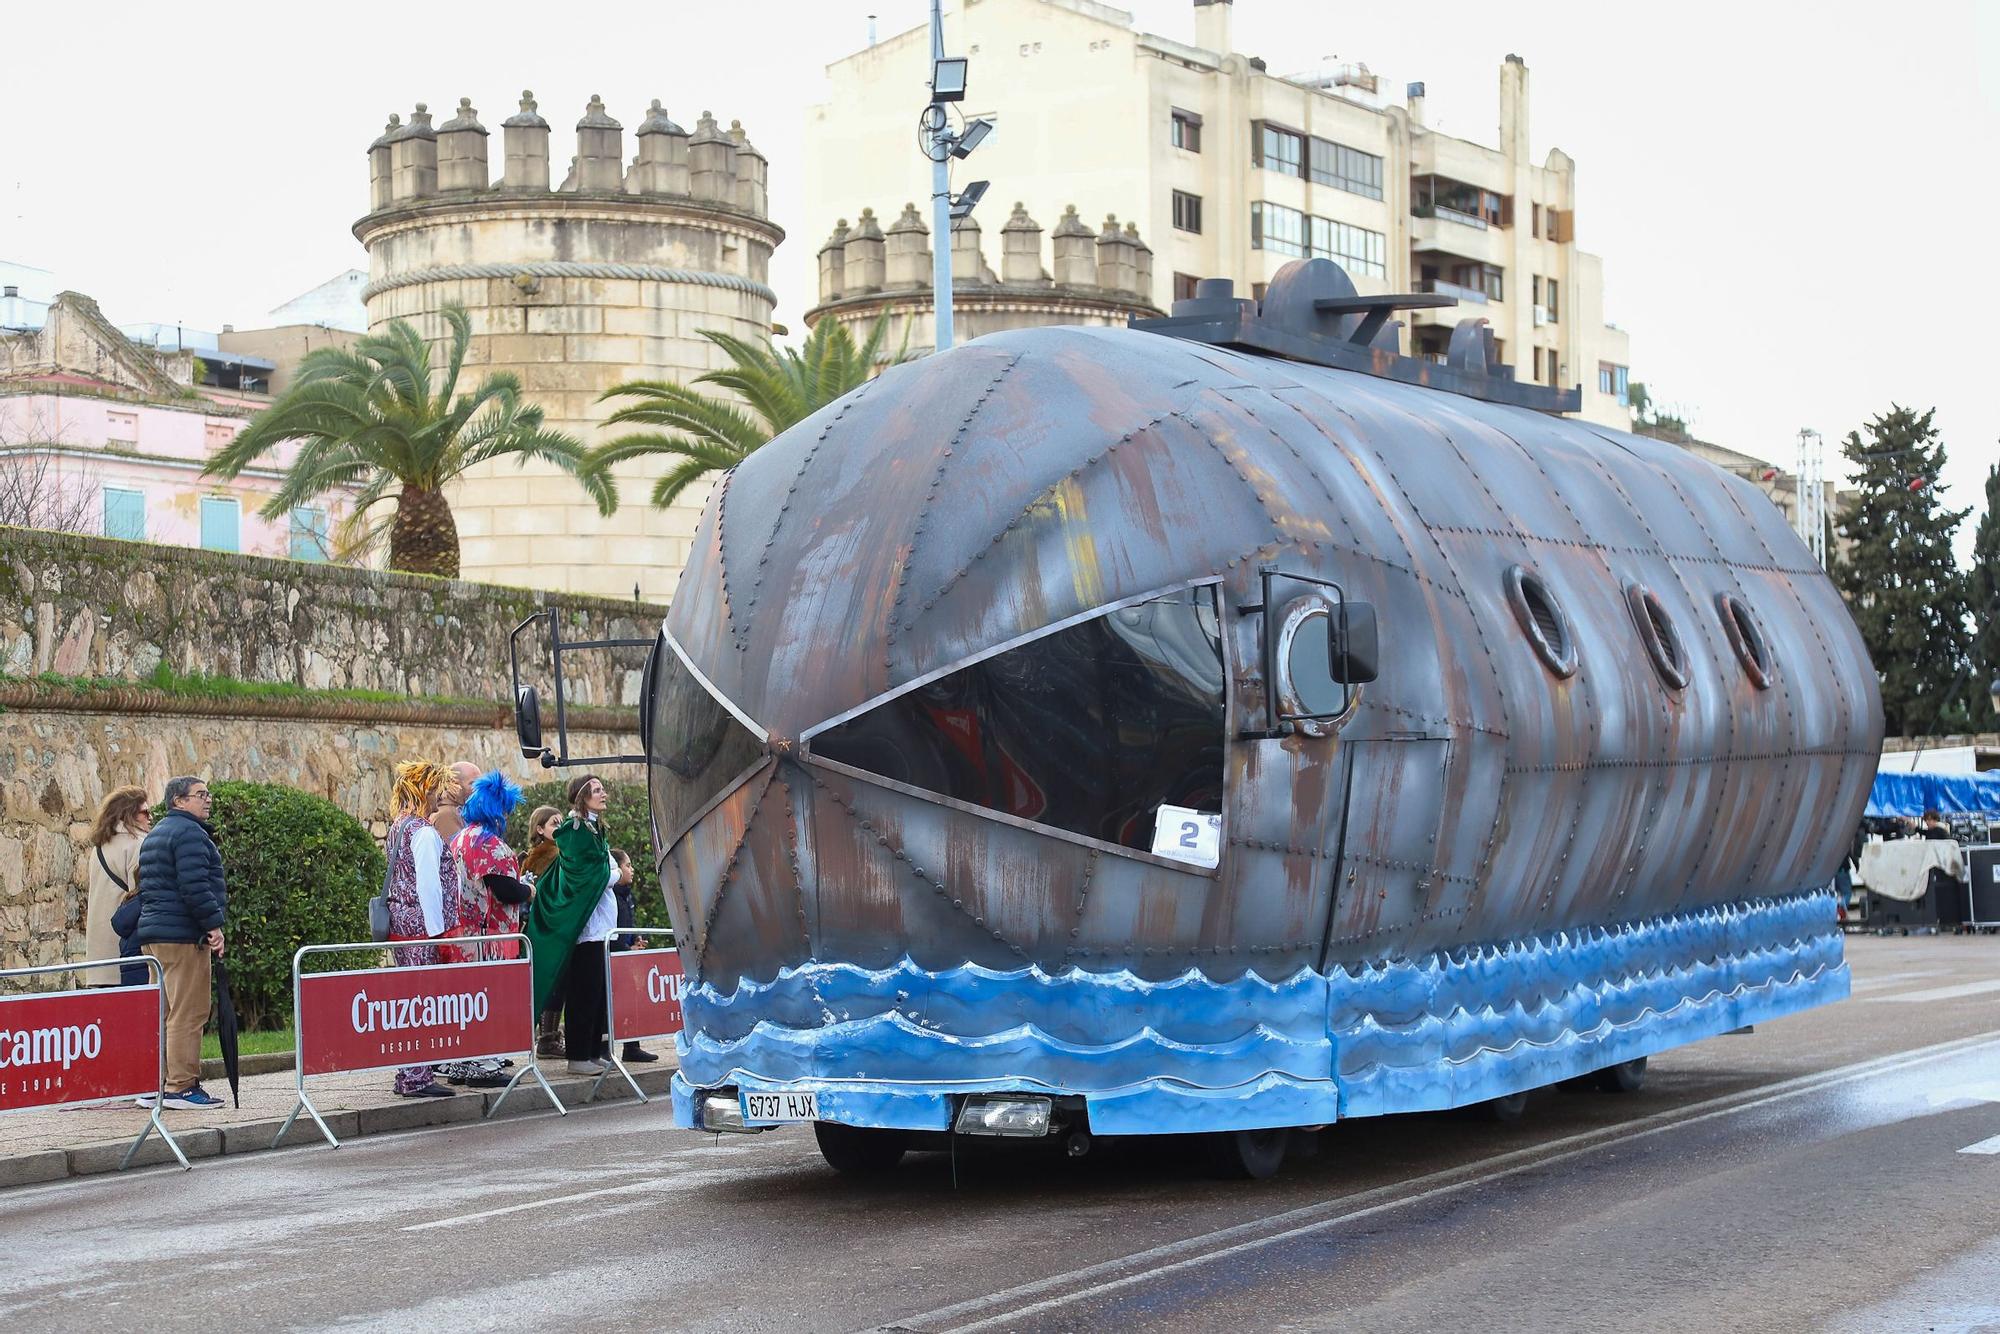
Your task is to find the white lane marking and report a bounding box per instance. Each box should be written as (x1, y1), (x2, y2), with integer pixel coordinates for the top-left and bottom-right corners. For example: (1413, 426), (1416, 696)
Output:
(397, 1144), (816, 1232)
(1960, 1135), (2000, 1155)
(1868, 978), (2000, 1004)
(1927, 1081), (2000, 1107)
(869, 1030), (2000, 1334)
(1848, 970), (1942, 994)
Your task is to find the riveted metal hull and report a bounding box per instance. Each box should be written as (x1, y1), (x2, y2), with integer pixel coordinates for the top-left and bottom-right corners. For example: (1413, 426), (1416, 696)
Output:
(655, 322), (1879, 1132)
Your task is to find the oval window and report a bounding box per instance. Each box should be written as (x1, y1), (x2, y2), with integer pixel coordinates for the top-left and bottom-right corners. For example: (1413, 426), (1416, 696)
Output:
(1275, 599), (1345, 720)
(1505, 566), (1577, 678)
(1626, 583), (1689, 692)
(1717, 594), (1774, 690)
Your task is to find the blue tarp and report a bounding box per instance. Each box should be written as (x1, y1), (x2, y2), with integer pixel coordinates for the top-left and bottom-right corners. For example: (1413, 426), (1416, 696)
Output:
(1867, 770), (2000, 818)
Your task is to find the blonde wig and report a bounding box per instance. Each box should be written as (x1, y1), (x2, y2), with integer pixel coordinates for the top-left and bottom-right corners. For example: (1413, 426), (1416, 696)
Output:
(391, 760), (451, 820)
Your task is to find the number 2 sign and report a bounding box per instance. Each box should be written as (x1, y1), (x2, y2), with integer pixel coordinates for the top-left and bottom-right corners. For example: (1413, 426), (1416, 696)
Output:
(1151, 804), (1222, 868)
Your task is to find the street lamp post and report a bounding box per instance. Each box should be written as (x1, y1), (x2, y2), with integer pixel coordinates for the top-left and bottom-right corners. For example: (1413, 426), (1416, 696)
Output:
(921, 0), (993, 352)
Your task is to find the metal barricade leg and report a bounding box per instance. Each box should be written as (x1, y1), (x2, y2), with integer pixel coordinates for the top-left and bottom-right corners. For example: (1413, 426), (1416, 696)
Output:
(120, 1102), (192, 1171)
(589, 1047), (649, 1104)
(487, 1059), (566, 1120)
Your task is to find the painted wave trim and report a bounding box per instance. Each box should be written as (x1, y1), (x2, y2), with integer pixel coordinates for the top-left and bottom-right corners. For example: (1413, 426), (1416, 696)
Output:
(674, 891), (1846, 1125)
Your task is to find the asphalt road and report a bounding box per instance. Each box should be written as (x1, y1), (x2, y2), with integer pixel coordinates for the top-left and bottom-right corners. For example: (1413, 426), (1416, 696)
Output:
(3, 933), (1996, 1334)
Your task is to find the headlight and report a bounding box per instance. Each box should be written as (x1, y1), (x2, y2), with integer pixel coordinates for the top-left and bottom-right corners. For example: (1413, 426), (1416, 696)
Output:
(954, 1094), (1053, 1137)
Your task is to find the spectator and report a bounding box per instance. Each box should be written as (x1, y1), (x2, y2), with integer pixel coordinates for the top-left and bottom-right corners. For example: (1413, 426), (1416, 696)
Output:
(526, 775), (618, 1076)
(134, 776), (226, 1111)
(383, 760), (460, 1098)
(83, 786), (151, 988)
(432, 761), (483, 844)
(521, 804), (564, 1058)
(1919, 809), (1953, 841)
(608, 849), (658, 1066)
(439, 770), (529, 1089)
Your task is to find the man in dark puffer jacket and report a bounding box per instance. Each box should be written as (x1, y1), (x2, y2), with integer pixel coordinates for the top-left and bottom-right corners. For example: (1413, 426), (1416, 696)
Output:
(136, 776), (228, 1109)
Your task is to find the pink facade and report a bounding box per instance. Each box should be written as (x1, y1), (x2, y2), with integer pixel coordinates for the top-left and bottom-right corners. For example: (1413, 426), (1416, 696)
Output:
(0, 389), (354, 561)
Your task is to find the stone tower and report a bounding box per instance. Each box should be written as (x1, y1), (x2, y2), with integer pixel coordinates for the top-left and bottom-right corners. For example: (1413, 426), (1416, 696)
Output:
(354, 91), (783, 600)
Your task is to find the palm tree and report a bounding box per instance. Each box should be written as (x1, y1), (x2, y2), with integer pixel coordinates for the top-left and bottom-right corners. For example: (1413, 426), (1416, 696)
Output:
(588, 315), (903, 509)
(204, 306), (613, 577)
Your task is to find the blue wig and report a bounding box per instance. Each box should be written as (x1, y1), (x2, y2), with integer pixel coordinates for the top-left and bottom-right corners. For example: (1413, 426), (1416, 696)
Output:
(460, 770), (522, 839)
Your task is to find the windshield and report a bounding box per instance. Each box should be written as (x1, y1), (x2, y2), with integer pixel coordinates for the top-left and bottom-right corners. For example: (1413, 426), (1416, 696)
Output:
(810, 587), (1225, 853)
(648, 636), (766, 852)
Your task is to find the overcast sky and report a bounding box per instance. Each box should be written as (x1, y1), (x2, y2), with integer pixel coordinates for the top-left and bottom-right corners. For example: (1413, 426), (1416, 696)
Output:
(4, 0), (1995, 547)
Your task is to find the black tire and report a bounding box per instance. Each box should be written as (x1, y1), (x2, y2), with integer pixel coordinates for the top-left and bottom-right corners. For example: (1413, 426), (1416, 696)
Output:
(1204, 1128), (1290, 1180)
(1594, 1056), (1647, 1093)
(813, 1121), (907, 1175)
(1481, 1090), (1530, 1123)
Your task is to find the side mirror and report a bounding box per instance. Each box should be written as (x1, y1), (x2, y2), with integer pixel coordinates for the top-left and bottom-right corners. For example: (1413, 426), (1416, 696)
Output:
(1331, 602), (1379, 684)
(514, 685), (545, 760)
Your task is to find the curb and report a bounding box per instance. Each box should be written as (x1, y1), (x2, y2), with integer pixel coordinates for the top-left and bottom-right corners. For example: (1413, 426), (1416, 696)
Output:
(202, 1051), (295, 1081)
(4, 1065), (680, 1186)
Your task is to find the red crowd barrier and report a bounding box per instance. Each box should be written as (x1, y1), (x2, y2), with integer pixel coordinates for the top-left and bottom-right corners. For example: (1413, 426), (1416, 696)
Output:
(275, 933), (564, 1149)
(590, 929), (685, 1103)
(0, 958), (190, 1170)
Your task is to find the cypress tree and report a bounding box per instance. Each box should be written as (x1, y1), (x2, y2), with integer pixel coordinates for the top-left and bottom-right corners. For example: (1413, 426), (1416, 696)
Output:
(1829, 406), (1971, 737)
(1970, 459), (2000, 729)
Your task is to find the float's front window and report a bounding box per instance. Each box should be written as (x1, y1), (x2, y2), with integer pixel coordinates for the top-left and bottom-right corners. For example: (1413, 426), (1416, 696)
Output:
(648, 636), (766, 851)
(811, 587), (1225, 856)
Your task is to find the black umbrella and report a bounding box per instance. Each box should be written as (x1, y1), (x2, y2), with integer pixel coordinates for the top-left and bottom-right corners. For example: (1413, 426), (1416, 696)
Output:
(211, 957), (242, 1109)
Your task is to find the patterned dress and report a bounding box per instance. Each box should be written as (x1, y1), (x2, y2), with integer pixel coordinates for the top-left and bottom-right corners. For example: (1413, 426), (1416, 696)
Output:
(444, 826), (524, 962)
(384, 813), (457, 1094)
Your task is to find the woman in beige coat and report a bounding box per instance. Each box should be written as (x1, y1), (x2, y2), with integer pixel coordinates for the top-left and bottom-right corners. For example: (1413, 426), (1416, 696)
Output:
(83, 786), (151, 986)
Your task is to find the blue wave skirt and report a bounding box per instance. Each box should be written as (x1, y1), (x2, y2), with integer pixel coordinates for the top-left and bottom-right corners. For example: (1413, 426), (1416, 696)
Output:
(671, 891), (1848, 1134)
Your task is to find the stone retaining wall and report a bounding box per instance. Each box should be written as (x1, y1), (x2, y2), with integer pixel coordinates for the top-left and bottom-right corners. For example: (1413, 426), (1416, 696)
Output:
(0, 526), (661, 705)
(1, 700), (641, 974)
(0, 527), (663, 975)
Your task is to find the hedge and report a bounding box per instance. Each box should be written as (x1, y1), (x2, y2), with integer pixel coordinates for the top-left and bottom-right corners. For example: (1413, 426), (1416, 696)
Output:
(177, 781), (382, 1029)
(509, 779), (670, 935)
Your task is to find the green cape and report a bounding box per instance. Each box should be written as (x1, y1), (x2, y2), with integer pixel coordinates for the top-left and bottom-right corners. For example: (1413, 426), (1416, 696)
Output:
(526, 813), (610, 1014)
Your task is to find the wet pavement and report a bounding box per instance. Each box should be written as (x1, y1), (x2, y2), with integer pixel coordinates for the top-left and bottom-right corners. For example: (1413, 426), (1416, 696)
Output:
(0, 933), (1994, 1333)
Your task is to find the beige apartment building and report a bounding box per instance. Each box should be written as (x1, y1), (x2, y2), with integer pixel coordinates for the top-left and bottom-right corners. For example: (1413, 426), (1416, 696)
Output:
(805, 0), (1634, 428)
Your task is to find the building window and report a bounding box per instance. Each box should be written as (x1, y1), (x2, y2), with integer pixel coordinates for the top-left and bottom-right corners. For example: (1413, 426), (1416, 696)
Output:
(199, 495), (240, 553)
(1255, 123), (1304, 177)
(103, 487), (145, 542)
(1598, 362), (1630, 404)
(1171, 108), (1202, 153)
(1532, 203), (1542, 238)
(1172, 190), (1203, 234)
(1250, 201), (1307, 257)
(1173, 272), (1202, 302)
(811, 587), (1225, 856)
(1307, 216), (1387, 277)
(1545, 278), (1559, 323)
(289, 506), (330, 562)
(1307, 138), (1384, 199)
(1413, 175), (1508, 228)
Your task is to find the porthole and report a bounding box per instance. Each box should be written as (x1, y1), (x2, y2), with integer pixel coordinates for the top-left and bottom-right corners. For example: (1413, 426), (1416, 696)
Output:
(1274, 598), (1352, 734)
(1505, 566), (1577, 678)
(1717, 594), (1774, 690)
(1625, 583), (1689, 692)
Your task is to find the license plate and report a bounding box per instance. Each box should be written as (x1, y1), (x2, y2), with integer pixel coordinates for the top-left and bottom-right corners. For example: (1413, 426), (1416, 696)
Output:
(742, 1090), (819, 1122)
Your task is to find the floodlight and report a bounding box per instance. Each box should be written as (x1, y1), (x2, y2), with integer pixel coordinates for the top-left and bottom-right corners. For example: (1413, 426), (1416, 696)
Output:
(951, 117), (995, 159)
(932, 57), (968, 102)
(949, 179), (989, 219)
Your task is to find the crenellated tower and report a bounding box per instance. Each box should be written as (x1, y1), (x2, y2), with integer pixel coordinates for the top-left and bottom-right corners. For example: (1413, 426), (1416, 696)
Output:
(804, 202), (1161, 355)
(354, 90), (783, 601)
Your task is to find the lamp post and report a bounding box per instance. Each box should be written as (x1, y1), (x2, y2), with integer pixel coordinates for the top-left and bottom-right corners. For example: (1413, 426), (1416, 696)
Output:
(921, 0), (993, 352)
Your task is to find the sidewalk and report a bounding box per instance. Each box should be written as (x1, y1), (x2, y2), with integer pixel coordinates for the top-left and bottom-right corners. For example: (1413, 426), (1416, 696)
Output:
(0, 1041), (679, 1187)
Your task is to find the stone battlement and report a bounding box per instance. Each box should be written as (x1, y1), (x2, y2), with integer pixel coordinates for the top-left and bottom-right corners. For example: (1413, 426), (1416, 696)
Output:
(815, 202), (1153, 305)
(364, 92), (769, 221)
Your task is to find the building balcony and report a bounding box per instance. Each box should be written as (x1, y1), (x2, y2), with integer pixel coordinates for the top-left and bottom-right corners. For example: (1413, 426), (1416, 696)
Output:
(1412, 202), (1488, 231)
(1416, 277), (1488, 305)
